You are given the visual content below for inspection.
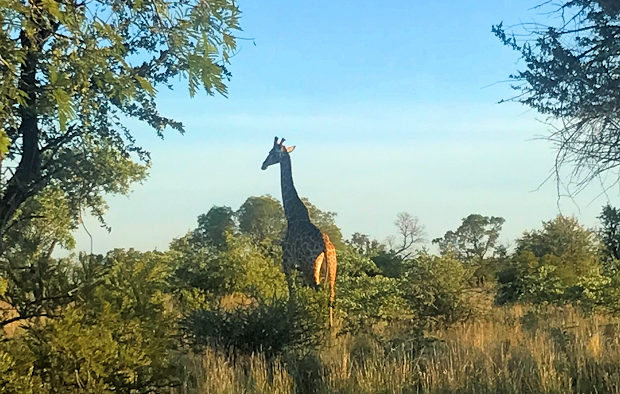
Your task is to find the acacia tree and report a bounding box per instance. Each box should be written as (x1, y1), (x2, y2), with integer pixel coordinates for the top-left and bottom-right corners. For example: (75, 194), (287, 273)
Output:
(433, 214), (505, 263)
(0, 0), (240, 254)
(494, 1), (620, 194)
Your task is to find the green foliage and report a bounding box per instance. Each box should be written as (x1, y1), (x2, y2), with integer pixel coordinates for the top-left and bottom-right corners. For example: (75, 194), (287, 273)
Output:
(22, 191), (620, 391)
(0, 186), (88, 325)
(0, 129), (10, 160)
(193, 205), (235, 249)
(0, 343), (38, 393)
(237, 195), (286, 244)
(336, 248), (410, 333)
(1, 249), (183, 392)
(400, 253), (475, 327)
(497, 215), (606, 307)
(338, 246), (382, 277)
(171, 232), (287, 308)
(0, 5), (241, 386)
(175, 204), (331, 357)
(185, 285), (327, 358)
(516, 215), (601, 262)
(599, 204), (620, 262)
(372, 250), (405, 278)
(185, 298), (292, 357)
(338, 273), (409, 334)
(24, 306), (179, 392)
(347, 232), (385, 257)
(433, 214), (505, 263)
(346, 233), (407, 278)
(0, 0), (241, 251)
(170, 198), (340, 315)
(498, 251), (567, 305)
(336, 244), (476, 334)
(433, 213), (506, 287)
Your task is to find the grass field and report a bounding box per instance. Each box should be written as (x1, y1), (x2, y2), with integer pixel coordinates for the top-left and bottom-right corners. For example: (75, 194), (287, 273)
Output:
(175, 305), (620, 393)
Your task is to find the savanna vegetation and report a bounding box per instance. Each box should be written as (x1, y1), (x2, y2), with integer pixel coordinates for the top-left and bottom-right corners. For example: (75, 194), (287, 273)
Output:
(4, 195), (620, 393)
(2, 0), (620, 393)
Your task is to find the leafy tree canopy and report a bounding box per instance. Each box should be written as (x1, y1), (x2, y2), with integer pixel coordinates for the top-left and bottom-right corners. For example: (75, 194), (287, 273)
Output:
(236, 195), (286, 243)
(193, 205), (236, 249)
(347, 232), (385, 257)
(433, 214), (505, 264)
(498, 215), (605, 305)
(516, 215), (601, 267)
(0, 0), (240, 254)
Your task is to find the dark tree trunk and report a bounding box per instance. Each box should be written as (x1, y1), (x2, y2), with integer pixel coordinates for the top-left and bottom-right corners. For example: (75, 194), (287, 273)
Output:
(0, 21), (48, 254)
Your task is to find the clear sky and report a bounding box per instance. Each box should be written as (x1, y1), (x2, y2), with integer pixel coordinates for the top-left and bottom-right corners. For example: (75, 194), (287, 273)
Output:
(70, 0), (618, 254)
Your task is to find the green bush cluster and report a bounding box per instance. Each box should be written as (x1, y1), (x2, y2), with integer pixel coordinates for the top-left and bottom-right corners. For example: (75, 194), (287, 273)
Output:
(496, 215), (620, 310)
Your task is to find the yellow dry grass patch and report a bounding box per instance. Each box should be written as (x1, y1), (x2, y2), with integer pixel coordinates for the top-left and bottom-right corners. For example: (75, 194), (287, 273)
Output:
(175, 305), (620, 393)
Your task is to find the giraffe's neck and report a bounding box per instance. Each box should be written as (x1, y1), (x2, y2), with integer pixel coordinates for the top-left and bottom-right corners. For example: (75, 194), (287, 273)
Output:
(280, 154), (310, 223)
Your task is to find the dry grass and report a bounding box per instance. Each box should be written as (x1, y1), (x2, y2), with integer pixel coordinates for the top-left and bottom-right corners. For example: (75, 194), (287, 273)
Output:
(178, 305), (620, 393)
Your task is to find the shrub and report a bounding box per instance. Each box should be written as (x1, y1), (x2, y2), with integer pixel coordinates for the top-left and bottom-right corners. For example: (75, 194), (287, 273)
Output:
(400, 253), (475, 327)
(1, 250), (183, 392)
(184, 284), (328, 357)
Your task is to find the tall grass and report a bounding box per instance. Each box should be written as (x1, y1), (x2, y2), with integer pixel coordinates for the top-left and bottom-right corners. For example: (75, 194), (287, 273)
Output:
(178, 305), (620, 393)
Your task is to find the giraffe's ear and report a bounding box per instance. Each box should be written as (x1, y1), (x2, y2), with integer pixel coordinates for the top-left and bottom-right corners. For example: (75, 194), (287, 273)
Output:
(285, 145), (296, 153)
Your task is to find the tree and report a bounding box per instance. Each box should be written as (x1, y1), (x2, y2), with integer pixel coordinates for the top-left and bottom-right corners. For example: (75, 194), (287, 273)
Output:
(494, 1), (620, 194)
(236, 195), (286, 244)
(0, 187), (89, 328)
(599, 204), (620, 261)
(171, 207), (287, 309)
(516, 215), (601, 268)
(386, 212), (425, 259)
(347, 232), (384, 257)
(433, 214), (505, 263)
(0, 0), (241, 254)
(336, 248), (409, 334)
(193, 206), (235, 248)
(497, 215), (605, 305)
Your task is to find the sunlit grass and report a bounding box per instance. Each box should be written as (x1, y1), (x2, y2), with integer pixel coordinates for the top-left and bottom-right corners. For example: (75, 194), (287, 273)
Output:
(178, 305), (620, 393)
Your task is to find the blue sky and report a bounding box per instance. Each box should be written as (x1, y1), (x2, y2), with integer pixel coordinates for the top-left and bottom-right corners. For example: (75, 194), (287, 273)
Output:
(71, 1), (617, 254)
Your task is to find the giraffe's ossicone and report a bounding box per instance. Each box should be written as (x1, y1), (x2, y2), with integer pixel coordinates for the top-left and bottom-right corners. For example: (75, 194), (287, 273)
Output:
(261, 136), (338, 327)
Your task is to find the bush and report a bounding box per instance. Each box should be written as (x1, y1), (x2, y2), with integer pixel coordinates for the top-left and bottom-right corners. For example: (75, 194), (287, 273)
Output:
(1, 250), (183, 392)
(336, 248), (410, 334)
(400, 253), (475, 327)
(184, 284), (328, 357)
(171, 233), (287, 311)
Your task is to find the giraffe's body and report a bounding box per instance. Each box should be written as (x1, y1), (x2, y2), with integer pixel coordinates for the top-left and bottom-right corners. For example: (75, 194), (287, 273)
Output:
(262, 137), (337, 327)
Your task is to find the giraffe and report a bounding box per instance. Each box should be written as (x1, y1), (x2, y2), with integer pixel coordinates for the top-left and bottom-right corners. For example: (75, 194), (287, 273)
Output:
(261, 136), (337, 327)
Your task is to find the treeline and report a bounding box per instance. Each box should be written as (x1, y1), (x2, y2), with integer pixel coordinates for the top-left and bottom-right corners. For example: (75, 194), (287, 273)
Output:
(1, 193), (620, 392)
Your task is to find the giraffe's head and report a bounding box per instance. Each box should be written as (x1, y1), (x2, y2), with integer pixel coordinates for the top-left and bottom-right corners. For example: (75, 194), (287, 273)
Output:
(261, 136), (295, 170)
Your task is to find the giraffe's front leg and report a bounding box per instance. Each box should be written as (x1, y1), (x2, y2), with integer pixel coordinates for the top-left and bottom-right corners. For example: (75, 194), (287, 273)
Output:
(282, 258), (295, 299)
(282, 243), (298, 305)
